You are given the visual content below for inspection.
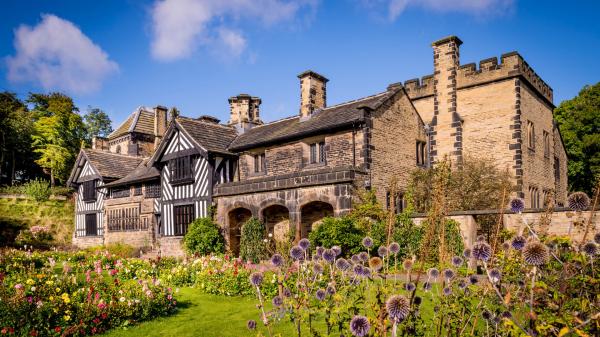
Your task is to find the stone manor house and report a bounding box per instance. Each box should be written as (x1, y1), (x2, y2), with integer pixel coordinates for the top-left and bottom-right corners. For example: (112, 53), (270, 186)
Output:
(67, 36), (568, 256)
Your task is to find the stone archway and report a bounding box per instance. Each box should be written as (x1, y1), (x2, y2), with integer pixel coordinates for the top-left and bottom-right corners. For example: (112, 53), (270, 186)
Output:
(261, 204), (290, 243)
(228, 208), (252, 256)
(300, 201), (334, 238)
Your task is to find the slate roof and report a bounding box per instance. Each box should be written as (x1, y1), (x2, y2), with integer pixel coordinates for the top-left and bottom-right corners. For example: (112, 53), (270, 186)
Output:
(109, 107), (156, 139)
(176, 117), (238, 155)
(228, 88), (398, 151)
(83, 149), (144, 180)
(103, 159), (160, 188)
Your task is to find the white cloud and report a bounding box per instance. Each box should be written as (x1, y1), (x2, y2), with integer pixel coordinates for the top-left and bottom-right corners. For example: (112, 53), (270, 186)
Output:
(361, 0), (514, 21)
(150, 0), (318, 61)
(6, 14), (118, 94)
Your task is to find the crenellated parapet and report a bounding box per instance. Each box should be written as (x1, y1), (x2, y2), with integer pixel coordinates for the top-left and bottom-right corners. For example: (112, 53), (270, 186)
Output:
(403, 74), (434, 99)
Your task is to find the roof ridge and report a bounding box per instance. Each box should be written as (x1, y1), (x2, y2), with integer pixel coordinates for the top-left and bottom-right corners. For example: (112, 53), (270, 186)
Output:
(177, 116), (236, 131)
(248, 115), (299, 129)
(84, 148), (146, 160)
(321, 91), (388, 110)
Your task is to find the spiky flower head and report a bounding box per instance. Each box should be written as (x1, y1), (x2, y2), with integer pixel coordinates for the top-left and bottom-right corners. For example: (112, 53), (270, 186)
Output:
(443, 287), (452, 296)
(568, 192), (590, 212)
(353, 264), (363, 276)
(377, 246), (388, 257)
(349, 315), (370, 337)
(509, 198), (525, 213)
(472, 242), (492, 262)
(247, 320), (257, 330)
(404, 282), (416, 292)
(332, 245), (342, 256)
(414, 296), (422, 306)
(336, 258), (350, 271)
(502, 241), (511, 252)
(298, 238), (310, 251)
(427, 268), (439, 279)
(476, 235), (486, 242)
(271, 254), (284, 267)
(582, 242), (598, 256)
(468, 274), (478, 285)
(326, 284), (336, 295)
(361, 267), (372, 278)
(511, 236), (526, 251)
(315, 288), (326, 301)
(272, 295), (283, 307)
(458, 279), (467, 289)
(322, 249), (336, 263)
(462, 248), (471, 259)
(249, 272), (263, 287)
(489, 268), (501, 283)
(451, 256), (463, 267)
(402, 259), (413, 271)
(386, 295), (410, 323)
(359, 252), (369, 262)
(594, 232), (600, 245)
(351, 254), (361, 264)
(362, 237), (374, 249)
(313, 263), (324, 275)
(290, 246), (304, 260)
(482, 310), (492, 321)
(522, 240), (549, 266)
(389, 242), (400, 254)
(283, 287), (292, 298)
(423, 282), (432, 291)
(369, 257), (383, 271)
(316, 246), (325, 257)
(443, 268), (455, 280)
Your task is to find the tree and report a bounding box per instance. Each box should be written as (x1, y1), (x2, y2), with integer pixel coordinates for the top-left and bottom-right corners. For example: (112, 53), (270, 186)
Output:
(554, 82), (600, 195)
(83, 106), (113, 143)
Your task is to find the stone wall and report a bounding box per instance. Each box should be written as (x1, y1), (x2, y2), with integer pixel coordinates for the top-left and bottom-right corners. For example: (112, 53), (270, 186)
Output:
(103, 190), (157, 250)
(553, 127), (568, 205)
(72, 236), (104, 249)
(157, 236), (185, 257)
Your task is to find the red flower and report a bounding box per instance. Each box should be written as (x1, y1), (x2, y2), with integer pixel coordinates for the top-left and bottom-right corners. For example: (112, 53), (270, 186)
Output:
(29, 330), (37, 336)
(1, 327), (7, 334)
(54, 327), (61, 333)
(101, 313), (107, 320)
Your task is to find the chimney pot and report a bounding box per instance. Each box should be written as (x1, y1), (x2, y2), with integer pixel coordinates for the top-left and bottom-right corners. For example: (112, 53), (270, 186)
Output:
(298, 70), (328, 119)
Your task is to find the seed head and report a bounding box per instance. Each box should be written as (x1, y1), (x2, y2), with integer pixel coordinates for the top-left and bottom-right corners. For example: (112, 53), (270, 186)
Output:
(359, 252), (369, 262)
(427, 268), (439, 279)
(249, 272), (263, 286)
(322, 249), (336, 263)
(313, 263), (324, 275)
(402, 259), (413, 271)
(336, 258), (350, 271)
(386, 295), (410, 323)
(443, 268), (455, 280)
(369, 257), (383, 271)
(423, 282), (432, 291)
(451, 256), (463, 267)
(522, 240), (549, 266)
(489, 268), (501, 283)
(377, 246), (388, 257)
(332, 245), (342, 256)
(290, 246), (304, 260)
(316, 246), (325, 257)
(462, 248), (471, 259)
(443, 287), (452, 296)
(272, 295), (283, 307)
(468, 274), (478, 285)
(315, 288), (326, 301)
(326, 284), (336, 295)
(349, 315), (370, 337)
(271, 254), (284, 267)
(389, 242), (400, 254)
(247, 320), (257, 330)
(582, 242), (598, 256)
(404, 282), (416, 292)
(298, 238), (310, 251)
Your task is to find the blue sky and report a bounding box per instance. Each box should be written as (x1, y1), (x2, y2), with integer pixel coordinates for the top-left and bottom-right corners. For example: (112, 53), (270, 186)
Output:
(1, 0), (599, 127)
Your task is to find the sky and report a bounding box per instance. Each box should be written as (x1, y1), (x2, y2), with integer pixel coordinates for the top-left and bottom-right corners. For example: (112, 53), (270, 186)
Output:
(1, 0), (599, 128)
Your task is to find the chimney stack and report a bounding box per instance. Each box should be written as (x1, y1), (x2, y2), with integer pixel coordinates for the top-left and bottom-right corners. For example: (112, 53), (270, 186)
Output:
(431, 36), (463, 165)
(154, 105), (168, 148)
(228, 94), (262, 132)
(298, 70), (328, 119)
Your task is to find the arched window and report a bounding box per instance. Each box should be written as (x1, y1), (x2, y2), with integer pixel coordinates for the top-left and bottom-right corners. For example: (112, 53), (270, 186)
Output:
(527, 121), (535, 150)
(115, 145), (121, 154)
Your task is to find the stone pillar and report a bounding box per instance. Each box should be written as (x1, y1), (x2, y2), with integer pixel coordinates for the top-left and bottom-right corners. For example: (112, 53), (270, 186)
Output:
(154, 105), (167, 149)
(431, 36), (463, 165)
(298, 70), (328, 119)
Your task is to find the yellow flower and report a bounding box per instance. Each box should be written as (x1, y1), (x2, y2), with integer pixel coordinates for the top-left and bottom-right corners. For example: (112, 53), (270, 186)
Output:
(45, 280), (54, 286)
(61, 293), (70, 304)
(26, 279), (35, 285)
(64, 315), (70, 321)
(55, 287), (61, 292)
(49, 296), (54, 301)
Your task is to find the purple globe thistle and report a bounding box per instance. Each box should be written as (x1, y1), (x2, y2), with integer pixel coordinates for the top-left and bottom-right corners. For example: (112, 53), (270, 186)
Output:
(511, 236), (526, 251)
(336, 258), (350, 271)
(351, 254), (361, 264)
(423, 282), (432, 291)
(501, 311), (512, 319)
(482, 310), (492, 321)
(489, 268), (501, 283)
(326, 284), (336, 295)
(386, 295), (410, 323)
(315, 288), (326, 301)
(568, 192), (590, 212)
(451, 256), (463, 267)
(427, 268), (439, 279)
(468, 274), (479, 285)
(442, 287), (452, 296)
(322, 249), (336, 263)
(290, 246), (304, 260)
(298, 238), (310, 251)
(476, 234), (486, 242)
(389, 242), (400, 255)
(361, 267), (372, 278)
(501, 241), (511, 252)
(332, 245), (342, 256)
(443, 268), (455, 280)
(283, 287), (292, 298)
(402, 259), (413, 271)
(353, 264), (363, 276)
(377, 246), (388, 257)
(582, 242), (598, 257)
(362, 236), (374, 249)
(247, 320), (257, 330)
(316, 246), (325, 257)
(349, 315), (370, 337)
(522, 240), (549, 266)
(359, 252), (369, 262)
(271, 254), (284, 267)
(414, 296), (422, 306)
(369, 257), (383, 271)
(312, 255), (320, 262)
(463, 248), (471, 259)
(313, 263), (324, 275)
(272, 295), (283, 307)
(249, 272), (263, 287)
(472, 242), (492, 262)
(509, 198), (525, 213)
(404, 282), (416, 292)
(594, 233), (600, 245)
(458, 279), (467, 289)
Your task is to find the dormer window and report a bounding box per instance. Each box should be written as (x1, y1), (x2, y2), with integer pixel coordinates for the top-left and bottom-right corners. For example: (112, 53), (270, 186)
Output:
(254, 153), (266, 173)
(82, 180), (97, 202)
(310, 141), (326, 164)
(170, 156), (193, 184)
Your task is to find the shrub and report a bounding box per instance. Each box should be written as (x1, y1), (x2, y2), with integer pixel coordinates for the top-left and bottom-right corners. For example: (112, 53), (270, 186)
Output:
(392, 216), (425, 259)
(239, 218), (268, 263)
(85, 242), (137, 258)
(184, 217), (225, 255)
(309, 216), (365, 256)
(23, 179), (51, 201)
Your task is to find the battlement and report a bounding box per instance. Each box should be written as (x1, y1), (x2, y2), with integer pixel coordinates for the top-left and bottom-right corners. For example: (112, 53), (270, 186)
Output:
(405, 52), (553, 104)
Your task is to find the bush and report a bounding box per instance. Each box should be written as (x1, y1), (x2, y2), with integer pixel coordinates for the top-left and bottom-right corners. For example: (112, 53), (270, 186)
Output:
(239, 218), (268, 263)
(23, 179), (51, 201)
(309, 216), (365, 256)
(392, 216), (425, 259)
(183, 217), (225, 255)
(85, 242), (137, 258)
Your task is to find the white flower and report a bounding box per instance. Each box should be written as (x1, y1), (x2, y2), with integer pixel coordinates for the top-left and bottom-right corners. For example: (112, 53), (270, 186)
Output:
(119, 297), (126, 302)
(31, 286), (36, 292)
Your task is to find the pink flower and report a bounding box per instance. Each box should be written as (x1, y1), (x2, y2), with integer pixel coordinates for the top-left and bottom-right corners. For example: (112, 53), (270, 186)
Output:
(85, 270), (91, 283)
(97, 302), (106, 310)
(14, 283), (23, 290)
(109, 269), (117, 276)
(167, 294), (172, 300)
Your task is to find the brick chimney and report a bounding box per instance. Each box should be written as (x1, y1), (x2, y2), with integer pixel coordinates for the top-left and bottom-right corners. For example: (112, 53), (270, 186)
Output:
(298, 70), (328, 119)
(228, 94), (262, 132)
(431, 36), (463, 165)
(154, 105), (168, 149)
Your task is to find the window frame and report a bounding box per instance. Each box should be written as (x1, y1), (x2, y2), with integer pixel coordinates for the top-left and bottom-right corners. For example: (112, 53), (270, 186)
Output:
(169, 156), (194, 185)
(173, 204), (195, 236)
(527, 121), (536, 150)
(543, 130), (550, 158)
(416, 140), (427, 166)
(253, 152), (266, 174)
(82, 180), (97, 202)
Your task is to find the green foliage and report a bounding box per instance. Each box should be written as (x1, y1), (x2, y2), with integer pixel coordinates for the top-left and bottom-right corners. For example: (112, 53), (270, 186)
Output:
(309, 216), (365, 255)
(183, 217), (225, 255)
(23, 178), (51, 201)
(84, 242), (138, 258)
(554, 82), (600, 195)
(392, 215), (425, 259)
(239, 218), (268, 263)
(83, 106), (113, 142)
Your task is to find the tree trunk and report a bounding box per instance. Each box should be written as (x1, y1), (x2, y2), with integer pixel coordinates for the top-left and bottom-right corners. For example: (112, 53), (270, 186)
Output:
(50, 169), (55, 187)
(10, 149), (15, 185)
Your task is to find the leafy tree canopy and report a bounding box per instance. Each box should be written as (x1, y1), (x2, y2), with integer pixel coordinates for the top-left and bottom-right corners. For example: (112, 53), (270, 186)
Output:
(83, 106), (113, 142)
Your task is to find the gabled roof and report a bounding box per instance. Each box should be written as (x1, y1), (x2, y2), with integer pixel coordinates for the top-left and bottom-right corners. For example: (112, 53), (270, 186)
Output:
(109, 106), (156, 139)
(228, 88), (399, 151)
(66, 148), (144, 186)
(103, 159), (160, 188)
(176, 117), (238, 155)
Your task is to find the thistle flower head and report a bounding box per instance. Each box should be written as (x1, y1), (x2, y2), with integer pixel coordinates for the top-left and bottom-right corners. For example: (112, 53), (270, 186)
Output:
(423, 282), (432, 291)
(443, 287), (452, 296)
(522, 240), (549, 266)
(472, 242), (492, 262)
(511, 236), (526, 251)
(489, 268), (501, 283)
(468, 274), (478, 285)
(271, 254), (284, 267)
(594, 232), (600, 245)
(427, 268), (439, 279)
(369, 257), (383, 271)
(389, 242), (400, 254)
(351, 254), (361, 264)
(386, 295), (410, 323)
(298, 238), (310, 251)
(476, 235), (486, 242)
(568, 192), (590, 212)
(332, 245), (342, 256)
(414, 296), (422, 306)
(402, 259), (413, 271)
(443, 268), (455, 280)
(322, 249), (336, 263)
(377, 246), (388, 257)
(249, 272), (263, 286)
(290, 246), (304, 260)
(316, 246), (325, 257)
(359, 252), (369, 262)
(272, 295), (283, 307)
(501, 241), (511, 252)
(336, 258), (350, 271)
(247, 320), (256, 330)
(283, 287), (292, 298)
(462, 248), (471, 259)
(458, 279), (467, 289)
(362, 236), (373, 248)
(349, 315), (370, 337)
(582, 242), (598, 256)
(404, 282), (416, 292)
(353, 264), (363, 276)
(509, 198), (525, 213)
(482, 310), (492, 321)
(361, 267), (372, 278)
(315, 288), (326, 301)
(312, 263), (324, 275)
(451, 256), (463, 267)
(326, 284), (336, 295)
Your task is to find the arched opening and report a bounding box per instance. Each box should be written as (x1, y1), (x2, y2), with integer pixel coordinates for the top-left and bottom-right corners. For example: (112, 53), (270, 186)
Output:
(228, 208), (252, 256)
(261, 204), (290, 243)
(300, 201), (334, 238)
